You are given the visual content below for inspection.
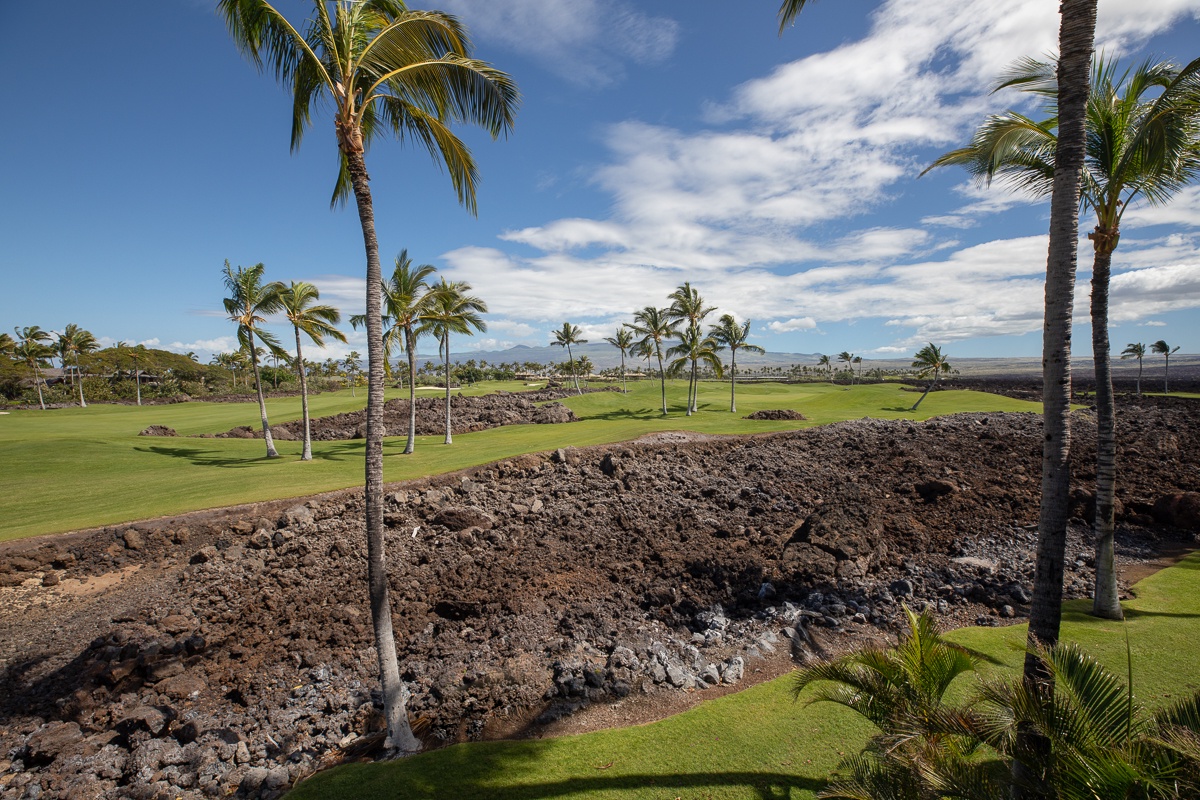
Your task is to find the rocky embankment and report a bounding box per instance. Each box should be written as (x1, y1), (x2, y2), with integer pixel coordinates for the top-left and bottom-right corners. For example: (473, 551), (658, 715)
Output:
(199, 387), (596, 441)
(2, 398), (1199, 799)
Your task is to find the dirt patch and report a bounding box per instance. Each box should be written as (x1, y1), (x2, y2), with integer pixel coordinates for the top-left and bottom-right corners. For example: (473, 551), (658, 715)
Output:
(1, 397), (1197, 799)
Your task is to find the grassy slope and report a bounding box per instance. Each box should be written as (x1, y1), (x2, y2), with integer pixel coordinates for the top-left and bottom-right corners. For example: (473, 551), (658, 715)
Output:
(0, 380), (1037, 541)
(288, 552), (1200, 800)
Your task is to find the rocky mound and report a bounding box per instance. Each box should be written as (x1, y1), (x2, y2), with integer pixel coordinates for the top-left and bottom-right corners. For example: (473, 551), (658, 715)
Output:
(1, 397), (1197, 799)
(744, 409), (806, 420)
(206, 387), (597, 441)
(138, 426), (177, 437)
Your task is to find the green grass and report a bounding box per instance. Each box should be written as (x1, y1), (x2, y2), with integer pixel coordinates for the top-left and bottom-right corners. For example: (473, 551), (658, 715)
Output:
(0, 380), (1038, 541)
(287, 552), (1200, 800)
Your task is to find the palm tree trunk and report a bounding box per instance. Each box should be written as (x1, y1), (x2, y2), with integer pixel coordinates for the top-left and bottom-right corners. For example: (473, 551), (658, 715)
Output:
(620, 351), (627, 394)
(566, 342), (581, 395)
(443, 334), (453, 445)
(730, 351), (737, 413)
(294, 328), (312, 461)
(910, 376), (935, 412)
(405, 329), (417, 455)
(656, 349), (667, 415)
(1164, 354), (1170, 394)
(76, 357), (88, 408)
(689, 357), (698, 414)
(248, 336), (279, 458)
(34, 364), (46, 410)
(1090, 241), (1122, 620)
(135, 369), (142, 406)
(345, 147), (420, 755)
(1135, 357), (1142, 397)
(1017, 2), (1096, 794)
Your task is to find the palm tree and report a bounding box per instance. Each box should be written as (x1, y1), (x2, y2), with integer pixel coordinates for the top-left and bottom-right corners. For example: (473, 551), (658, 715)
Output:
(220, 0), (516, 754)
(708, 315), (765, 413)
(817, 353), (832, 381)
(777, 0), (1103, 735)
(628, 307), (681, 416)
(1151, 339), (1182, 394)
(127, 345), (151, 406)
(604, 328), (634, 394)
(13, 326), (54, 410)
(222, 261), (287, 458)
(551, 322), (587, 395)
(376, 252), (437, 454)
(0, 333), (14, 361)
(927, 56), (1200, 623)
(837, 351), (856, 385)
(792, 607), (983, 799)
(667, 282), (716, 413)
(426, 279), (487, 445)
(1121, 342), (1147, 397)
(280, 281), (347, 461)
(971, 642), (1200, 799)
(908, 343), (952, 412)
(666, 326), (723, 416)
(56, 324), (99, 408)
(344, 351), (363, 397)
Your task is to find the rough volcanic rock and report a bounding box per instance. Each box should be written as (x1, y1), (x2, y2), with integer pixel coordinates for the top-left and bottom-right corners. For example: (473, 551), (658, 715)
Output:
(744, 409), (806, 420)
(138, 425), (177, 437)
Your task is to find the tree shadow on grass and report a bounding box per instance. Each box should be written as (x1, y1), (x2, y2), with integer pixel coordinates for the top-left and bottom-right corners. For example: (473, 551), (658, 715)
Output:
(135, 442), (360, 468)
(583, 407), (673, 422)
(882, 406), (917, 413)
(1122, 607), (1200, 620)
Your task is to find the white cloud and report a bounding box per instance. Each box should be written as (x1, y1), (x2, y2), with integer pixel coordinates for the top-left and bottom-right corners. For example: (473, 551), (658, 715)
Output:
(768, 317), (817, 333)
(1140, 320), (1167, 327)
(436, 0), (679, 87)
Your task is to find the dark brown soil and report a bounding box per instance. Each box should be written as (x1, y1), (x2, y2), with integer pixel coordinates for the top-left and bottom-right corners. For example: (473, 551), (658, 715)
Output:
(1, 397), (1198, 799)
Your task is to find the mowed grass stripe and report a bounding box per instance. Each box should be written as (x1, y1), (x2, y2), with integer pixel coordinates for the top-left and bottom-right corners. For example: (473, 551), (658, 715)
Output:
(0, 381), (1038, 541)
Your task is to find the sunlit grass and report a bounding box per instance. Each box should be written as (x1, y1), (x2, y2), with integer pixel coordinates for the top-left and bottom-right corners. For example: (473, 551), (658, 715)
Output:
(286, 552), (1200, 800)
(0, 380), (1039, 540)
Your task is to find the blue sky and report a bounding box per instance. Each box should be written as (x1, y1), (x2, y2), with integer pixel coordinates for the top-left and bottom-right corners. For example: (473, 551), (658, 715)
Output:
(2, 0), (1199, 364)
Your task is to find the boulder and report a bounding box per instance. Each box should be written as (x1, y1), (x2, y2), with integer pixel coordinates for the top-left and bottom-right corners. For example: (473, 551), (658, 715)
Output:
(1153, 492), (1200, 530)
(138, 425), (177, 437)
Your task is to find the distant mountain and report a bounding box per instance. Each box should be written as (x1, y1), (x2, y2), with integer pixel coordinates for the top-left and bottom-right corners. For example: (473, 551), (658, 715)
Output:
(419, 342), (822, 371)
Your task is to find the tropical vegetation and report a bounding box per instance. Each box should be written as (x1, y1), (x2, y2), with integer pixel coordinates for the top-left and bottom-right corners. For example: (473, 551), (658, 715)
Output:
(1153, 339), (1182, 393)
(280, 280), (347, 461)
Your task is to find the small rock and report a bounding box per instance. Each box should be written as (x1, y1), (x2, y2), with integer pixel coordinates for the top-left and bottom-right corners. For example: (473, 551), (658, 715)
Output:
(123, 530), (145, 551)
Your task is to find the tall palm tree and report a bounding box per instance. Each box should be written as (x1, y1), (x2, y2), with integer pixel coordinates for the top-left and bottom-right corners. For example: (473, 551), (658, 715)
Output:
(667, 282), (716, 413)
(280, 281), (347, 461)
(927, 55), (1200, 622)
(837, 351), (856, 385)
(426, 279), (486, 445)
(817, 353), (831, 381)
(344, 351), (363, 396)
(56, 324), (99, 408)
(709, 315), (765, 413)
(551, 322), (587, 395)
(13, 326), (54, 410)
(127, 345), (151, 406)
(777, 0), (1103, 733)
(628, 307), (681, 416)
(604, 328), (634, 394)
(223, 261), (287, 458)
(377, 252), (437, 454)
(1121, 342), (1147, 397)
(909, 343), (952, 412)
(220, 1), (516, 753)
(666, 326), (723, 416)
(1151, 339), (1181, 394)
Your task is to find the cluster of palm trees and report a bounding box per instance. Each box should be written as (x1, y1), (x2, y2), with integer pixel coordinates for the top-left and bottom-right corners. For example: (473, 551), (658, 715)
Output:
(578, 282), (766, 417)
(1121, 340), (1183, 396)
(2, 324), (100, 409)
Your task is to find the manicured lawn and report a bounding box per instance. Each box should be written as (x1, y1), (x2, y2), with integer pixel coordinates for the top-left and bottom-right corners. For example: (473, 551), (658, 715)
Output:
(287, 552), (1200, 800)
(0, 380), (1038, 541)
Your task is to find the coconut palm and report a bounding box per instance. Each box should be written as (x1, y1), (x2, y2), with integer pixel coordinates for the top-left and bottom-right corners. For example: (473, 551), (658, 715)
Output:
(344, 351), (363, 397)
(604, 328), (634, 394)
(222, 261), (287, 458)
(817, 353), (832, 381)
(628, 307), (681, 416)
(376, 252), (437, 454)
(426, 279), (486, 445)
(909, 343), (952, 412)
(1121, 342), (1147, 397)
(0, 333), (14, 363)
(927, 55), (1200, 622)
(127, 345), (151, 406)
(13, 326), (54, 410)
(551, 322), (587, 395)
(220, 0), (516, 753)
(709, 315), (765, 413)
(280, 281), (347, 461)
(778, 0), (1103, 730)
(667, 282), (716, 413)
(1151, 339), (1182, 394)
(666, 326), (723, 416)
(56, 324), (99, 408)
(837, 351), (857, 385)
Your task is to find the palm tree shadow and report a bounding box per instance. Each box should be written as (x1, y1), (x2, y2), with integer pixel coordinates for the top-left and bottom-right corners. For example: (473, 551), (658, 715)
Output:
(584, 407), (666, 422)
(883, 406), (917, 413)
(135, 443), (358, 467)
